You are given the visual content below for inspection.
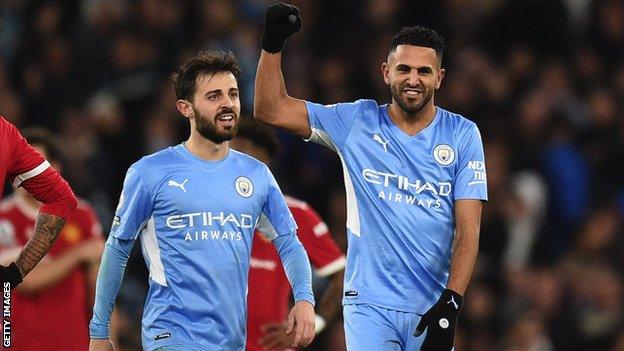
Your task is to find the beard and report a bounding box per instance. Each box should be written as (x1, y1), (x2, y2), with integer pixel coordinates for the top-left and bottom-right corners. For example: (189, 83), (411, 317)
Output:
(390, 83), (434, 116)
(193, 106), (238, 144)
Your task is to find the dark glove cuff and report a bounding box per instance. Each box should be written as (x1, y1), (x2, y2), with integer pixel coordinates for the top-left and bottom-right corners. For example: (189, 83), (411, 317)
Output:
(441, 289), (463, 310)
(261, 34), (286, 54)
(4, 262), (23, 288)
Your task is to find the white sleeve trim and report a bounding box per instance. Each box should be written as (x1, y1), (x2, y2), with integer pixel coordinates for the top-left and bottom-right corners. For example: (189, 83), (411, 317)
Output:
(315, 256), (346, 277)
(13, 160), (51, 187)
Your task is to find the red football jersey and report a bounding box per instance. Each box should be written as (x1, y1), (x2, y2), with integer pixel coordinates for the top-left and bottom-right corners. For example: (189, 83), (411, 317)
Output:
(0, 116), (76, 219)
(0, 116), (48, 199)
(247, 196), (346, 351)
(0, 196), (102, 351)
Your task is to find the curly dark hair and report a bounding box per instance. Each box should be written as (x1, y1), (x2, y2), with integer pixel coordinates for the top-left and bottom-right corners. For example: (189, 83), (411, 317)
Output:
(171, 50), (241, 102)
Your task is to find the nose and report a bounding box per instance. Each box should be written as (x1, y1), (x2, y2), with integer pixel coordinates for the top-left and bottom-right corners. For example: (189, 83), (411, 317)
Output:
(407, 73), (420, 87)
(221, 95), (234, 108)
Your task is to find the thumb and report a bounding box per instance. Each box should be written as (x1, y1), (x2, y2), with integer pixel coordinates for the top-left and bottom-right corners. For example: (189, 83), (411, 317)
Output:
(285, 312), (296, 335)
(414, 316), (428, 337)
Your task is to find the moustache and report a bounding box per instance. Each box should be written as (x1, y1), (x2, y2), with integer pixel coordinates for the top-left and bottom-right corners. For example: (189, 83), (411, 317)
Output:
(215, 108), (237, 119)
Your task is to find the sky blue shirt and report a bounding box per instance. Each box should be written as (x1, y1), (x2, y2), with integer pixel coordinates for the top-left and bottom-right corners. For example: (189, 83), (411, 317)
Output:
(306, 100), (488, 313)
(90, 144), (313, 351)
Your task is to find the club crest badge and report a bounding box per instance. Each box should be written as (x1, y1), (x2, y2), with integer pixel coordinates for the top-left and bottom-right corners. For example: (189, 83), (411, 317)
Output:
(235, 176), (254, 198)
(433, 144), (455, 166)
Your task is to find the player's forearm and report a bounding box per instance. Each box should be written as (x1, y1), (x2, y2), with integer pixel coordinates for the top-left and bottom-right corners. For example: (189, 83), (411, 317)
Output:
(90, 236), (132, 338)
(254, 52), (289, 121)
(316, 269), (344, 324)
(273, 232), (315, 305)
(17, 248), (83, 295)
(447, 200), (482, 295)
(15, 213), (66, 277)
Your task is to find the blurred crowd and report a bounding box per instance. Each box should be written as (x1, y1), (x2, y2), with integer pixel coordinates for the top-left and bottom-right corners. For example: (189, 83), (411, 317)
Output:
(2, 0), (624, 350)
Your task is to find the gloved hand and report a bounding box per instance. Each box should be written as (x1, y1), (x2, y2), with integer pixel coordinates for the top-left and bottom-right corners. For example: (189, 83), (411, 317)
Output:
(261, 2), (302, 53)
(414, 289), (463, 351)
(0, 262), (23, 289)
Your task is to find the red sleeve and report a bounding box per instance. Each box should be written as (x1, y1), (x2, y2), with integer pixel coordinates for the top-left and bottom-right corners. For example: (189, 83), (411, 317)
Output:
(4, 119), (77, 219)
(292, 205), (346, 277)
(5, 119), (47, 183)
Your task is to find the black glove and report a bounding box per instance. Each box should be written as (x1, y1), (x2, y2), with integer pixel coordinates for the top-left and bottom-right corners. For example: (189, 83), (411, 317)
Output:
(0, 262), (23, 289)
(261, 2), (302, 53)
(414, 289), (463, 351)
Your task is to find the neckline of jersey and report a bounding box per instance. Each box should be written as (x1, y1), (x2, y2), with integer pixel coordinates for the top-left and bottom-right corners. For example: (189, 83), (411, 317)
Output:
(381, 104), (442, 139)
(173, 143), (232, 168)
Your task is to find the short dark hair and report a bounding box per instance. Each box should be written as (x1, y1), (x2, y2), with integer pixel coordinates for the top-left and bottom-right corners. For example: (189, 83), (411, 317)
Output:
(236, 118), (281, 159)
(21, 127), (63, 165)
(171, 50), (241, 102)
(390, 26), (446, 60)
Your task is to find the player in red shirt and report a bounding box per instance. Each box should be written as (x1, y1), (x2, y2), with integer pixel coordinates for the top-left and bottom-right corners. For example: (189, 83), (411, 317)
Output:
(0, 128), (103, 351)
(231, 120), (346, 351)
(0, 117), (77, 290)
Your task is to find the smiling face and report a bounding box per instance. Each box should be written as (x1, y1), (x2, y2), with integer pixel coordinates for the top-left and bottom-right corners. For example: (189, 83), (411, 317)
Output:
(382, 45), (445, 116)
(179, 71), (241, 143)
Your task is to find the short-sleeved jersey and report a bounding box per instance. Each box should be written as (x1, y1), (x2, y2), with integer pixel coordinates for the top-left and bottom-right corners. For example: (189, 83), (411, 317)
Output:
(112, 144), (297, 351)
(306, 100), (488, 313)
(246, 196), (345, 351)
(0, 116), (49, 198)
(0, 196), (102, 351)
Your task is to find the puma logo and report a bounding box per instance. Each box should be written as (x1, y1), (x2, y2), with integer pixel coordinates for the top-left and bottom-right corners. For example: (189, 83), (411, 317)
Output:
(447, 295), (459, 310)
(168, 179), (188, 193)
(372, 134), (389, 152)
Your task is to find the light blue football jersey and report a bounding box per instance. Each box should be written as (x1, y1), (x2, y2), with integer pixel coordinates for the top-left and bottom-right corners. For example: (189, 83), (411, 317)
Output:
(306, 100), (488, 313)
(112, 144), (297, 350)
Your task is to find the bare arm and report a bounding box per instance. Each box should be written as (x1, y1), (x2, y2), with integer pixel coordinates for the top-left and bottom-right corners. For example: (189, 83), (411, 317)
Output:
(15, 213), (66, 277)
(254, 51), (311, 138)
(447, 199), (482, 295)
(316, 268), (344, 325)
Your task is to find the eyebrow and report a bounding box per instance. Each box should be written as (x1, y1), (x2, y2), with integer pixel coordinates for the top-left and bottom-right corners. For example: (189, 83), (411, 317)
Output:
(204, 88), (239, 95)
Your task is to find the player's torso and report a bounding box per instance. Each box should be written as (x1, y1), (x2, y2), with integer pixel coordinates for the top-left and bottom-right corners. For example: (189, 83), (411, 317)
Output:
(336, 105), (471, 312)
(138, 147), (270, 350)
(149, 151), (267, 265)
(343, 105), (460, 238)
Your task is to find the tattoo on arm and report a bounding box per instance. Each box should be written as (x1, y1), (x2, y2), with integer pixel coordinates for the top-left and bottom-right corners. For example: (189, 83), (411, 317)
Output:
(15, 213), (66, 277)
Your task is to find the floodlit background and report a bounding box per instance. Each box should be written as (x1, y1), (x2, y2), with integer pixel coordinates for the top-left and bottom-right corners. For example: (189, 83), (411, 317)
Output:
(2, 0), (624, 350)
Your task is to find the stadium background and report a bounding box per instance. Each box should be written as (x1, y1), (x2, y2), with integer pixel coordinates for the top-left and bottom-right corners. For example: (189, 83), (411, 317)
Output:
(1, 0), (624, 350)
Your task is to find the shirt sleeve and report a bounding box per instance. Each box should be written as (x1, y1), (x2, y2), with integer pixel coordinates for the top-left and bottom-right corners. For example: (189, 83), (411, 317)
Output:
(6, 122), (48, 185)
(305, 100), (365, 151)
(454, 122), (488, 201)
(110, 166), (154, 240)
(5, 120), (77, 219)
(256, 166), (297, 241)
(292, 206), (345, 277)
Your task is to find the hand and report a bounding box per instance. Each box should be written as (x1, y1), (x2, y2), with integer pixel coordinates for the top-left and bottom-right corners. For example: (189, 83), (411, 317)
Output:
(0, 262), (23, 289)
(261, 2), (302, 53)
(259, 322), (294, 351)
(76, 239), (104, 263)
(89, 338), (115, 351)
(285, 300), (315, 348)
(414, 289), (463, 351)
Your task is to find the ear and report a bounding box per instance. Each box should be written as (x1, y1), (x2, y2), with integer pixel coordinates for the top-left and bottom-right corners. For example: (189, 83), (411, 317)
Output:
(436, 68), (445, 89)
(381, 62), (390, 85)
(176, 100), (194, 118)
